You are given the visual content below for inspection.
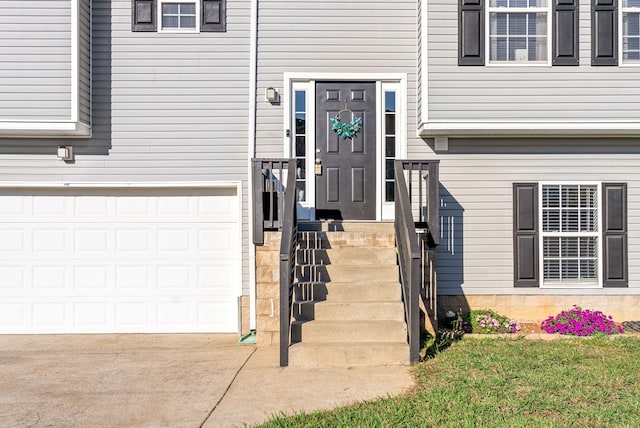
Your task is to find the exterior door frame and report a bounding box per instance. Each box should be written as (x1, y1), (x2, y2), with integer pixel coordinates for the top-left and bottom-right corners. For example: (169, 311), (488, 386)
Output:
(283, 73), (407, 221)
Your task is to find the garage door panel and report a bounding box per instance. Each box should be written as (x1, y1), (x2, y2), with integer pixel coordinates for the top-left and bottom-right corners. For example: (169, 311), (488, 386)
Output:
(0, 188), (241, 334)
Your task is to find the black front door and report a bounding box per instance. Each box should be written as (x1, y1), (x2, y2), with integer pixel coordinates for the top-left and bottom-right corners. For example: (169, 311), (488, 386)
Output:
(315, 82), (376, 220)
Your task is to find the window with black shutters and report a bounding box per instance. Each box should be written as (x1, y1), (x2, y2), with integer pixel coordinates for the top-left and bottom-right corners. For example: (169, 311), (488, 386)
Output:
(513, 182), (627, 288)
(132, 0), (226, 33)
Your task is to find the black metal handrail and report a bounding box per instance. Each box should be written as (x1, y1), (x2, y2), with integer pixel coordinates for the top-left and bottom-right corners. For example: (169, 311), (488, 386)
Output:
(252, 159), (290, 245)
(394, 160), (440, 363)
(278, 160), (298, 367)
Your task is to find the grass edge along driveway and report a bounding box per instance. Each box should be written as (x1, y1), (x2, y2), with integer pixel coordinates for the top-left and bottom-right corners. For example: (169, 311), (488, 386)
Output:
(258, 337), (640, 428)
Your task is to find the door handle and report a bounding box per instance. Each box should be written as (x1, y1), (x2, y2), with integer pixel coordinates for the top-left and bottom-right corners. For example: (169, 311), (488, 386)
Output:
(315, 159), (322, 175)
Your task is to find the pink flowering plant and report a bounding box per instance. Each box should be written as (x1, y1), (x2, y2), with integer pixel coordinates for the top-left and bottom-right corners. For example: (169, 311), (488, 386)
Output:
(460, 309), (522, 334)
(540, 306), (624, 336)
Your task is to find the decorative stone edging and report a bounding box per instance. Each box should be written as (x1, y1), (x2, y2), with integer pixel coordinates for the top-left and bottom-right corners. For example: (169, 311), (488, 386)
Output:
(462, 332), (639, 340)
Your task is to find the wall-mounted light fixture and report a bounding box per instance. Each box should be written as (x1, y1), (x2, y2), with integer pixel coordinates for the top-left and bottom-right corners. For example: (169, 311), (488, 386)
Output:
(265, 87), (279, 103)
(57, 146), (74, 161)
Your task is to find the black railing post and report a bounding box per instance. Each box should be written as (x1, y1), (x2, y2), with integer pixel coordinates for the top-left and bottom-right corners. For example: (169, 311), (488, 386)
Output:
(394, 160), (440, 364)
(279, 160), (297, 367)
(252, 159), (265, 246)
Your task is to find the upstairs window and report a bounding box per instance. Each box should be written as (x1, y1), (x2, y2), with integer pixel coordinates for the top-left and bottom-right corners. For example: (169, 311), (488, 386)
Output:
(132, 0), (226, 33)
(160, 1), (198, 32)
(488, 0), (550, 64)
(622, 0), (640, 63)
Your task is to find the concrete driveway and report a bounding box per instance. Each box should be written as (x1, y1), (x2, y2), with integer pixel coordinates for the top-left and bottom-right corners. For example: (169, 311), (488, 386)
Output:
(0, 335), (414, 427)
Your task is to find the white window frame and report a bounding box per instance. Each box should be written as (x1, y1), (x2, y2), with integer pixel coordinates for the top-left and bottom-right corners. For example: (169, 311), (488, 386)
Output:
(620, 0), (640, 65)
(158, 0), (200, 33)
(538, 182), (603, 288)
(486, 0), (552, 66)
(379, 81), (406, 220)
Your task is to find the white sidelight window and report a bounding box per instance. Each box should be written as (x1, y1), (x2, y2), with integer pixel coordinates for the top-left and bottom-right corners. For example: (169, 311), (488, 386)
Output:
(540, 184), (600, 286)
(488, 0), (550, 64)
(622, 0), (640, 63)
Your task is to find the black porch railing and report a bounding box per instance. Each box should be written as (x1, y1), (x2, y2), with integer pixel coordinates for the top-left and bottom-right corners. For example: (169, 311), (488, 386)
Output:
(251, 158), (297, 367)
(252, 158), (439, 366)
(394, 160), (439, 363)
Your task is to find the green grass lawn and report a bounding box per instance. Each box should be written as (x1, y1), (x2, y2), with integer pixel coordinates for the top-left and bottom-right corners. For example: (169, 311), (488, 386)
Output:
(257, 337), (640, 428)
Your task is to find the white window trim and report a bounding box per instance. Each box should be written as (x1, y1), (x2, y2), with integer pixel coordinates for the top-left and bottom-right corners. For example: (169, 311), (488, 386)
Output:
(380, 81), (407, 220)
(158, 0), (200, 33)
(620, 2), (640, 65)
(283, 73), (407, 222)
(486, 2), (552, 66)
(538, 182), (603, 289)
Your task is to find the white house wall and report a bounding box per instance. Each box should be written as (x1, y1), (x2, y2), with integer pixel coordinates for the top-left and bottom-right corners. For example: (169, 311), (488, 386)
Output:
(425, 0), (640, 123)
(0, 1), (73, 121)
(436, 139), (640, 296)
(254, 0), (421, 158)
(0, 0), (252, 294)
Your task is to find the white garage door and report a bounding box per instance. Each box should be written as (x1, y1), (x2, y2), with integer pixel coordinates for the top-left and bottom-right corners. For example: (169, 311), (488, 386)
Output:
(0, 186), (241, 333)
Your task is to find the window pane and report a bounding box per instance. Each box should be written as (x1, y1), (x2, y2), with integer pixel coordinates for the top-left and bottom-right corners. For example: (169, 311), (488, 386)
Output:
(295, 114), (306, 134)
(544, 259), (560, 281)
(295, 91), (306, 112)
(543, 209), (560, 232)
(561, 237), (578, 257)
(385, 160), (395, 180)
(490, 13), (548, 62)
(163, 4), (179, 14)
(580, 260), (597, 280)
(561, 259), (579, 280)
(180, 3), (196, 14)
(385, 92), (396, 113)
(163, 15), (179, 28)
(562, 209), (579, 232)
(544, 237), (559, 257)
(295, 136), (305, 157)
(385, 114), (395, 134)
(580, 237), (598, 258)
(385, 137), (396, 157)
(386, 182), (395, 202)
(180, 16), (196, 28)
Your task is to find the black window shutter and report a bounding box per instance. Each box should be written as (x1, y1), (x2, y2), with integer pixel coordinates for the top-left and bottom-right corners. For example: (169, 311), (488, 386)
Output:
(459, 0), (484, 66)
(553, 0), (579, 65)
(132, 0), (156, 32)
(592, 0), (618, 65)
(514, 183), (539, 287)
(202, 0), (226, 32)
(603, 183), (628, 287)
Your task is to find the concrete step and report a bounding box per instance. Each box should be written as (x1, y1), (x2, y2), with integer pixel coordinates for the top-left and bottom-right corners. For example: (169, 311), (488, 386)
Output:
(297, 231), (396, 249)
(295, 301), (405, 322)
(297, 247), (397, 266)
(294, 281), (402, 302)
(291, 320), (407, 343)
(288, 342), (410, 367)
(298, 221), (395, 233)
(296, 264), (398, 283)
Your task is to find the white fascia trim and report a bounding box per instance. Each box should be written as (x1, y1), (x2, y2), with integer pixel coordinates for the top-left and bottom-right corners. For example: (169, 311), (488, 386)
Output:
(0, 181), (241, 189)
(0, 121), (91, 137)
(284, 73), (407, 82)
(419, 120), (640, 137)
(71, 0), (79, 124)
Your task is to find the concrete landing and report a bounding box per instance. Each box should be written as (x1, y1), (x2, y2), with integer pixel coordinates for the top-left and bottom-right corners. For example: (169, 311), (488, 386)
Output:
(0, 335), (414, 428)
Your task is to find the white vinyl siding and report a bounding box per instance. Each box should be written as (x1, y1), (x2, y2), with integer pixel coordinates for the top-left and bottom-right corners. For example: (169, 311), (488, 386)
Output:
(431, 142), (640, 296)
(255, 1), (420, 160)
(0, 1), (72, 120)
(0, 0), (252, 294)
(425, 0), (640, 123)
